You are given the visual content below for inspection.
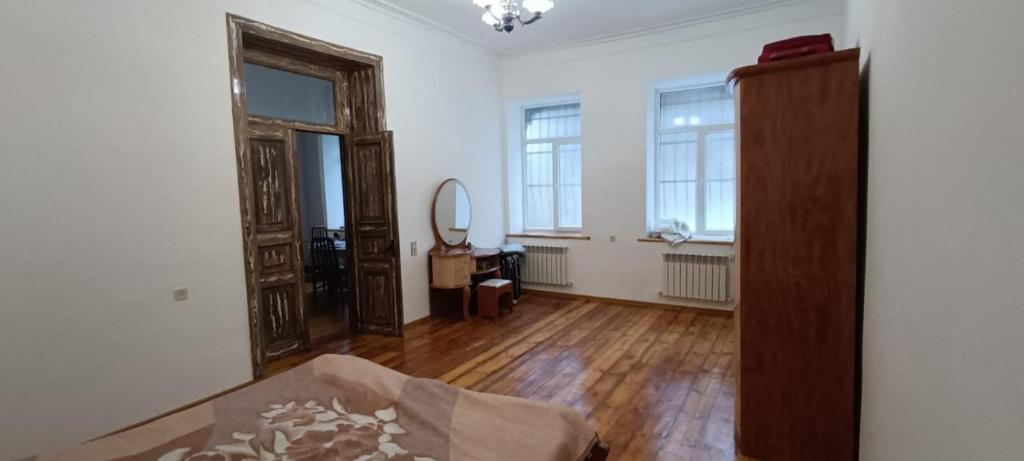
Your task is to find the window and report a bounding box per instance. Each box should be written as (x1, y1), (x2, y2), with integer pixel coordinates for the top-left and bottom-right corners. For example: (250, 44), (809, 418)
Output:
(522, 102), (582, 231)
(243, 62), (335, 125)
(651, 84), (735, 235)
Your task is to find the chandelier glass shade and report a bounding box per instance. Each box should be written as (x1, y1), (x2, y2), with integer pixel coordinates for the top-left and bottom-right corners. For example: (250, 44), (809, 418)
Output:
(474, 0), (554, 33)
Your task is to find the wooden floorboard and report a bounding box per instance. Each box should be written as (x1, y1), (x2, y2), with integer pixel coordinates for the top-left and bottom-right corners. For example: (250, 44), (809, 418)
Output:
(268, 293), (735, 460)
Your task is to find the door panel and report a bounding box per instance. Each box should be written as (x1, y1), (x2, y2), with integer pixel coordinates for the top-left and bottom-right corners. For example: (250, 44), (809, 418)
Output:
(357, 234), (390, 259)
(250, 138), (294, 232)
(260, 281), (303, 358)
(357, 266), (399, 332)
(344, 132), (403, 335)
(256, 243), (295, 275)
(353, 143), (388, 223)
(246, 125), (310, 372)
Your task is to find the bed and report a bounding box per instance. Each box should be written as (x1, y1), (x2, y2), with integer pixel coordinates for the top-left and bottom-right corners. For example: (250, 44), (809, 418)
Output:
(35, 355), (609, 460)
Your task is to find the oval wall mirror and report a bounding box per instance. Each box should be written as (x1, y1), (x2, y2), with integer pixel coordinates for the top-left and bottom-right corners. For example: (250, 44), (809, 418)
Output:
(432, 179), (472, 246)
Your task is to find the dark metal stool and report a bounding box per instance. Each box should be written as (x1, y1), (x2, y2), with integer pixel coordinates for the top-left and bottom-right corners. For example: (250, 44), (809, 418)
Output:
(499, 243), (524, 301)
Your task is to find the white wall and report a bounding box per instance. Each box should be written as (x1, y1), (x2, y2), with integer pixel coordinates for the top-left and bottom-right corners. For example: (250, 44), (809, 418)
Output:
(500, 0), (846, 309)
(846, 0), (1024, 459)
(0, 0), (503, 456)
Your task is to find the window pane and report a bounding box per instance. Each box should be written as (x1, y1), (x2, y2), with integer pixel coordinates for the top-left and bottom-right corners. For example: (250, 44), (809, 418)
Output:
(660, 85), (733, 129)
(659, 181), (697, 227)
(558, 143), (582, 228)
(525, 103), (581, 140)
(525, 186), (554, 229)
(659, 132), (697, 181)
(524, 143), (553, 229)
(657, 131), (698, 227)
(524, 143), (553, 186)
(705, 131), (735, 232)
(705, 131), (735, 181)
(705, 180), (735, 232)
(244, 63), (335, 125)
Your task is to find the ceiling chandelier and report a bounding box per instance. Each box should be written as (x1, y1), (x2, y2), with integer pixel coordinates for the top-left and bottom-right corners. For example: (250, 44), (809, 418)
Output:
(473, 0), (555, 34)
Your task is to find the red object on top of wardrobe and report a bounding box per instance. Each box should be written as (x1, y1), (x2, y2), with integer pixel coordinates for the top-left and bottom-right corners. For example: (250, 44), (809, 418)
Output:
(758, 34), (835, 63)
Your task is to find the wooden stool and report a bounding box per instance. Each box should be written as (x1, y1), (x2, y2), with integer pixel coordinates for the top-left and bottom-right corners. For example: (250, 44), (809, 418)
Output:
(478, 278), (513, 319)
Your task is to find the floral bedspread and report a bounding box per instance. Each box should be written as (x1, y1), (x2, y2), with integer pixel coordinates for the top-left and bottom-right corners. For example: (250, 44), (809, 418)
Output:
(34, 355), (597, 461)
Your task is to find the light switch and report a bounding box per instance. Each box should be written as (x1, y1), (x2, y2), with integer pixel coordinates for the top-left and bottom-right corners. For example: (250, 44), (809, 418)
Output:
(173, 288), (189, 302)
(410, 241), (418, 257)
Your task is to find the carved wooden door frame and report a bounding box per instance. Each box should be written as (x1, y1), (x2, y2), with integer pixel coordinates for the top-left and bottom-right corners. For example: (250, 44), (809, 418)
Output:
(226, 14), (403, 378)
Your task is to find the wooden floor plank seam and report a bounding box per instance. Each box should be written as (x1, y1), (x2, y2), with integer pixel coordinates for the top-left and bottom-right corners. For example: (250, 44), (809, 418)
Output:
(438, 299), (591, 384)
(476, 303), (631, 396)
(449, 301), (600, 389)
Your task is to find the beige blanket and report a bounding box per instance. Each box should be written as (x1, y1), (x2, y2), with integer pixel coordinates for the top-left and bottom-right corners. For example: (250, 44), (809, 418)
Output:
(36, 355), (599, 460)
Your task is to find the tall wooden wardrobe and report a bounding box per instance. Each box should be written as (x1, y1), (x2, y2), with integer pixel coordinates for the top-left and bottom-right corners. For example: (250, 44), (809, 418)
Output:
(730, 49), (860, 460)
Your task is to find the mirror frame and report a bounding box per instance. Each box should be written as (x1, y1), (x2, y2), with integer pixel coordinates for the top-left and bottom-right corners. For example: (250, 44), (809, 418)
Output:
(431, 178), (471, 249)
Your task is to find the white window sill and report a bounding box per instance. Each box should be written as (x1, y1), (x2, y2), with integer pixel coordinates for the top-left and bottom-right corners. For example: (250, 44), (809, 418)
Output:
(638, 234), (734, 245)
(507, 232), (591, 240)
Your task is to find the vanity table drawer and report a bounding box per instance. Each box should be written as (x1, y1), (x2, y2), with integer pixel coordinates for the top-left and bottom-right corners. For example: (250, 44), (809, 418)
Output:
(431, 253), (471, 288)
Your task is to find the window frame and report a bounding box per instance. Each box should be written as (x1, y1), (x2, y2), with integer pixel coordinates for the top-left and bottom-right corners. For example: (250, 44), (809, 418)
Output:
(647, 76), (735, 237)
(520, 101), (582, 233)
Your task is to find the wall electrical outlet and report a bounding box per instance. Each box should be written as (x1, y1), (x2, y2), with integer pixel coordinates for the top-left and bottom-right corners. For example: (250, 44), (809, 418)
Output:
(410, 241), (418, 256)
(609, 235), (617, 243)
(173, 288), (189, 302)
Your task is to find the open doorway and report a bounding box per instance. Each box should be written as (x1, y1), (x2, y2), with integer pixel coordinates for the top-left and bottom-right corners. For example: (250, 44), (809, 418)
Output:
(296, 131), (351, 344)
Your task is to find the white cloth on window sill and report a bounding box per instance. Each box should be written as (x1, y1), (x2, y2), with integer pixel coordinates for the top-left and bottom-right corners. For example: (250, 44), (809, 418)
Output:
(653, 219), (693, 247)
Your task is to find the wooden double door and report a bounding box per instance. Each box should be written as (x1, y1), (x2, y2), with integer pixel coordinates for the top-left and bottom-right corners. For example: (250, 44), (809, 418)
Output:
(244, 126), (403, 367)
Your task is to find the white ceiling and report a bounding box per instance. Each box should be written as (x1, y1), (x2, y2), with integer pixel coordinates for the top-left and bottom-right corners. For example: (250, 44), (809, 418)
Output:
(371, 0), (785, 53)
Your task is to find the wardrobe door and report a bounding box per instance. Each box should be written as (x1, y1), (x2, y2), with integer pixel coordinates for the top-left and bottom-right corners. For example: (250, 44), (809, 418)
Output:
(734, 50), (859, 461)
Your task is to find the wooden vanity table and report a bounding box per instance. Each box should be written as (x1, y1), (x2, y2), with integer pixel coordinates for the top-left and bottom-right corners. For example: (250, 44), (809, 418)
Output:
(428, 246), (502, 320)
(426, 179), (502, 320)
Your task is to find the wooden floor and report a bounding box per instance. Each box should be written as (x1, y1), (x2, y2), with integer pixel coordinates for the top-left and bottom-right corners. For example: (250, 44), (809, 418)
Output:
(303, 284), (350, 344)
(269, 294), (736, 461)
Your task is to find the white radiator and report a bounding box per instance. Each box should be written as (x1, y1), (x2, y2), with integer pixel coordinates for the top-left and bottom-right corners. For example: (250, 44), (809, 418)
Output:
(522, 245), (571, 287)
(662, 253), (732, 302)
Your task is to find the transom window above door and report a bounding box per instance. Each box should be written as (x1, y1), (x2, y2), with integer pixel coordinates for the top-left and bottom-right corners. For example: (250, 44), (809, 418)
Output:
(522, 102), (582, 231)
(243, 62), (336, 125)
(649, 84), (735, 236)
